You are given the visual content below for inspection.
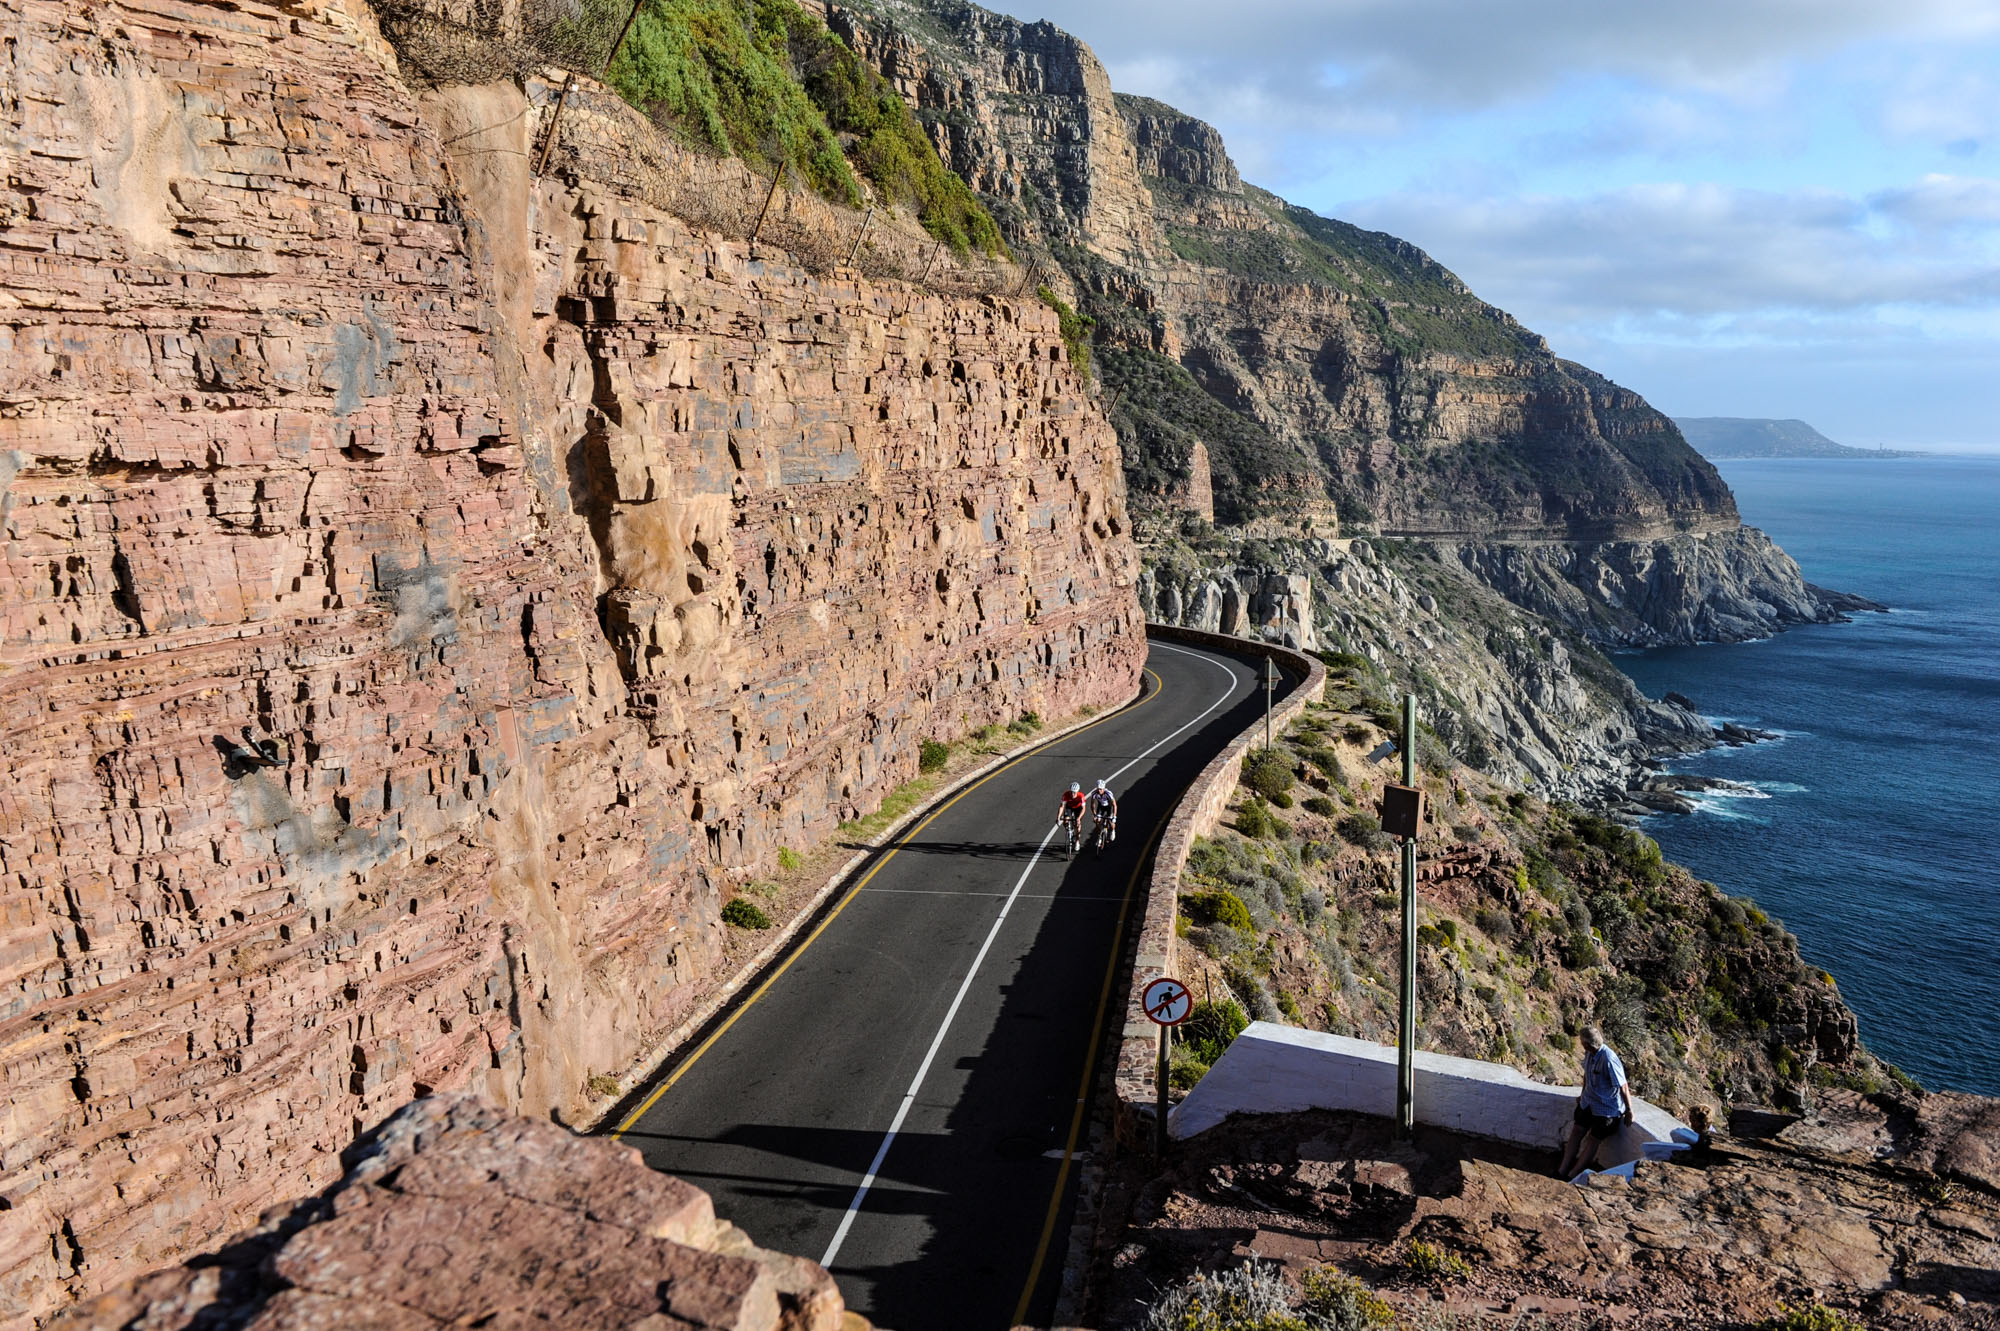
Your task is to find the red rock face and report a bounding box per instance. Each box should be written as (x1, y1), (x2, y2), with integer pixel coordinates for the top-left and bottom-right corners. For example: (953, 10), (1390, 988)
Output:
(49, 1095), (857, 1331)
(0, 1), (1142, 1320)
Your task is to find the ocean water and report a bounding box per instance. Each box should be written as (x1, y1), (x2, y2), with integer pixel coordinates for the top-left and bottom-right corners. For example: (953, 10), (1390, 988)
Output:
(1619, 456), (2000, 1097)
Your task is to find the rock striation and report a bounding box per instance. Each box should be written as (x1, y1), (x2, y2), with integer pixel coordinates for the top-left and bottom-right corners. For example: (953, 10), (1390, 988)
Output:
(1437, 528), (1885, 647)
(823, 0), (1865, 644)
(1143, 538), (1715, 804)
(0, 0), (1140, 1320)
(50, 1094), (858, 1331)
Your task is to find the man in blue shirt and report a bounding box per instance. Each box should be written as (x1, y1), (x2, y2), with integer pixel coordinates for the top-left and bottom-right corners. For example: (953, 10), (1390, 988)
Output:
(1558, 1024), (1633, 1177)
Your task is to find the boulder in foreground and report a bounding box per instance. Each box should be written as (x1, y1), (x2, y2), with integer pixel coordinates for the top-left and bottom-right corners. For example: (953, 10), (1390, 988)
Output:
(52, 1095), (855, 1331)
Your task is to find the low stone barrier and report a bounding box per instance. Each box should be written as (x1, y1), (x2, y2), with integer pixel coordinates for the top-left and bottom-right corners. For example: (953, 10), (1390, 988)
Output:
(1170, 1022), (1691, 1152)
(1111, 626), (1324, 1142)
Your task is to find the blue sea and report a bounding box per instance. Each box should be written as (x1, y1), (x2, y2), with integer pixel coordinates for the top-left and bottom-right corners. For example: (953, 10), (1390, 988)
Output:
(1619, 455), (2000, 1097)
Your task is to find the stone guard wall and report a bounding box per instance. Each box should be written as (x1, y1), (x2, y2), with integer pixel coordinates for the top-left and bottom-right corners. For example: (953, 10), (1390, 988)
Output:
(1111, 625), (1323, 1139)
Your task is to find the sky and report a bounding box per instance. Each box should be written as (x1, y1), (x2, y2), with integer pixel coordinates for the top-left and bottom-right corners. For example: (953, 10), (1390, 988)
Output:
(1013, 0), (2000, 451)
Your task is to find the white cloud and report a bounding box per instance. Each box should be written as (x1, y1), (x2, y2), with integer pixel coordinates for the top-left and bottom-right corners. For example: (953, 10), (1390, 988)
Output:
(1872, 174), (2000, 228)
(1030, 0), (1999, 122)
(1342, 180), (2000, 326)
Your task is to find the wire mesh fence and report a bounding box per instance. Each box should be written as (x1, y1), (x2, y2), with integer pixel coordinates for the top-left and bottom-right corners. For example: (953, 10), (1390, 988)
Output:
(374, 0), (1023, 297)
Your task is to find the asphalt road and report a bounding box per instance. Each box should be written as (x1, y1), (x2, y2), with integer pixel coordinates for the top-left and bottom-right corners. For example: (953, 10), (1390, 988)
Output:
(609, 637), (1284, 1330)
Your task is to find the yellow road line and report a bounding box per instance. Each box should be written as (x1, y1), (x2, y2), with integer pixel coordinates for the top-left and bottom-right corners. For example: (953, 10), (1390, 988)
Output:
(1011, 809), (1171, 1326)
(611, 668), (1164, 1140)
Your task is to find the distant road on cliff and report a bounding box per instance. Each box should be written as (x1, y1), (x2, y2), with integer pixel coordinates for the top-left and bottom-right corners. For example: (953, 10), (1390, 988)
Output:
(607, 636), (1276, 1330)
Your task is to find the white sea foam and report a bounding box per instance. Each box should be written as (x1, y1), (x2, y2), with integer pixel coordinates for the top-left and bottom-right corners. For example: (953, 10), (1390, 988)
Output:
(1686, 794), (1769, 822)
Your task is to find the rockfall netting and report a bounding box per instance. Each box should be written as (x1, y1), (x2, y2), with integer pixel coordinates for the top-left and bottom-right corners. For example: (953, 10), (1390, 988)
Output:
(371, 0), (1022, 294)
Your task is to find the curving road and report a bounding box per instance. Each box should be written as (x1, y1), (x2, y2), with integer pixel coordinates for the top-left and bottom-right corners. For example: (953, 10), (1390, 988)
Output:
(608, 637), (1278, 1330)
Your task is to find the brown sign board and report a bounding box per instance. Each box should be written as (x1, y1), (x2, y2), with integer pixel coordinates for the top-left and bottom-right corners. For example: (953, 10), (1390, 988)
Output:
(1379, 784), (1425, 840)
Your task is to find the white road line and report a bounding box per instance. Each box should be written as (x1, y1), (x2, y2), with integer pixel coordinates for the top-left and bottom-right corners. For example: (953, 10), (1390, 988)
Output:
(817, 643), (1252, 1270)
(859, 888), (1127, 901)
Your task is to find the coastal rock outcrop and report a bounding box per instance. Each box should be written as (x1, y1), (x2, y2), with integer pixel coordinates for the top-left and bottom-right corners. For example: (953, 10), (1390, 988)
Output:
(0, 0), (1140, 1319)
(51, 1094), (858, 1331)
(1438, 527), (1883, 646)
(1144, 538), (1715, 803)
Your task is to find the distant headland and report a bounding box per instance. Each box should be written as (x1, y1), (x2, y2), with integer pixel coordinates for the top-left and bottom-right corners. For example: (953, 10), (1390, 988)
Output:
(1675, 416), (1929, 460)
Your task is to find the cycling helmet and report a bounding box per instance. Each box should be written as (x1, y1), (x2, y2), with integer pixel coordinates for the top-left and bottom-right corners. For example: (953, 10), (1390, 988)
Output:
(1069, 782), (1081, 793)
(1095, 778), (1108, 790)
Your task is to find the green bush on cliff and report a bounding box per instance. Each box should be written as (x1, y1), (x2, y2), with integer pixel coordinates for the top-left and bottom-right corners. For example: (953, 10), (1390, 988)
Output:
(721, 897), (773, 929)
(1236, 799), (1279, 839)
(1299, 1269), (1394, 1331)
(1758, 1305), (1865, 1331)
(1186, 889), (1255, 933)
(1180, 997), (1249, 1066)
(1243, 749), (1297, 801)
(1037, 285), (1096, 379)
(1336, 811), (1390, 851)
(595, 0), (1003, 254)
(918, 739), (949, 772)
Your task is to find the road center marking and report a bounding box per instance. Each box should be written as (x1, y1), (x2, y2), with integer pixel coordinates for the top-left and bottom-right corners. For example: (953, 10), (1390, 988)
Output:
(819, 646), (1249, 1271)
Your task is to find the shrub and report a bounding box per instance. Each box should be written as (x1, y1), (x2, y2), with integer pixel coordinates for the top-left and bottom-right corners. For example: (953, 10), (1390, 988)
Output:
(1757, 1305), (1866, 1331)
(1037, 285), (1095, 380)
(1186, 889), (1255, 933)
(1179, 998), (1249, 1066)
(1243, 748), (1297, 800)
(1563, 925), (1600, 969)
(1342, 722), (1372, 743)
(918, 739), (949, 772)
(1299, 1268), (1393, 1331)
(722, 897), (773, 929)
(1298, 744), (1346, 787)
(1142, 1260), (1304, 1331)
(1315, 650), (1373, 677)
(1404, 1241), (1471, 1282)
(1336, 812), (1390, 851)
(1303, 795), (1338, 817)
(777, 846), (803, 872)
(1473, 906), (1514, 943)
(596, 0), (1004, 254)
(1236, 800), (1278, 839)
(587, 1073), (621, 1097)
(1269, 790), (1294, 809)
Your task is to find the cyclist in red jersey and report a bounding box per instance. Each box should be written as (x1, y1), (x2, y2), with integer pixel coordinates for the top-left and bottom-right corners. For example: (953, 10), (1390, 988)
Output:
(1057, 781), (1087, 828)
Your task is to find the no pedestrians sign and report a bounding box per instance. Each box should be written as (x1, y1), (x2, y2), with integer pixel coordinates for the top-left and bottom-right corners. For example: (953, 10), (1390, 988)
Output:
(1142, 976), (1192, 1026)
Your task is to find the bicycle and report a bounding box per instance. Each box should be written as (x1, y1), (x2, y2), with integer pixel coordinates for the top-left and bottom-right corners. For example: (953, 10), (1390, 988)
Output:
(1060, 810), (1081, 860)
(1091, 812), (1115, 857)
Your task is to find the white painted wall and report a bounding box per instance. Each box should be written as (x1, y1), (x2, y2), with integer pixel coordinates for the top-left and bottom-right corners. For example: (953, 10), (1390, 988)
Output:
(1169, 1023), (1689, 1154)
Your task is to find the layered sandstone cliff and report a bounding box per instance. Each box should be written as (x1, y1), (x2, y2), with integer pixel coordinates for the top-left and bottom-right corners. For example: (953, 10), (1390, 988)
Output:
(820, 0), (1859, 646)
(0, 0), (1141, 1319)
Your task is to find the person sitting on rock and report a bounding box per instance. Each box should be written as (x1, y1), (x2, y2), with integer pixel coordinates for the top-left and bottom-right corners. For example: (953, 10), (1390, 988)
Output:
(1558, 1024), (1633, 1177)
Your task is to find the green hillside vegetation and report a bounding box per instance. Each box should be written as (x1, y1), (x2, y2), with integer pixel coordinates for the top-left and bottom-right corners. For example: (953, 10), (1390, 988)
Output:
(1149, 177), (1535, 363)
(1099, 344), (1299, 526)
(1168, 656), (1906, 1109)
(588, 0), (1003, 254)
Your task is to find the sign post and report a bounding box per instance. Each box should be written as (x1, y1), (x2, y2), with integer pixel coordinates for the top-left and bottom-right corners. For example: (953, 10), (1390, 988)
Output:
(1262, 658), (1277, 750)
(1396, 694), (1418, 1136)
(1142, 976), (1192, 1158)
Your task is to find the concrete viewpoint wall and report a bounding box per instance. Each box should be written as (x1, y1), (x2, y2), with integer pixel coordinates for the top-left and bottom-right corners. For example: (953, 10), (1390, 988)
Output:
(1170, 1023), (1690, 1151)
(1114, 626), (1324, 1139)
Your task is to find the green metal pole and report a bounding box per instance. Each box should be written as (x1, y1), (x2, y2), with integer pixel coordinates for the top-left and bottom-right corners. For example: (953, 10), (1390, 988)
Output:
(1397, 692), (1417, 1137)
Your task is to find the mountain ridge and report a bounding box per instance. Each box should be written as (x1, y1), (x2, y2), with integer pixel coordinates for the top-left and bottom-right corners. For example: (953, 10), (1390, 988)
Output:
(1676, 415), (1928, 459)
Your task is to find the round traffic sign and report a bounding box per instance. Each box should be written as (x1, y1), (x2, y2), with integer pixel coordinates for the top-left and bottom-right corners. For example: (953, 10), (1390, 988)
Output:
(1142, 976), (1192, 1026)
